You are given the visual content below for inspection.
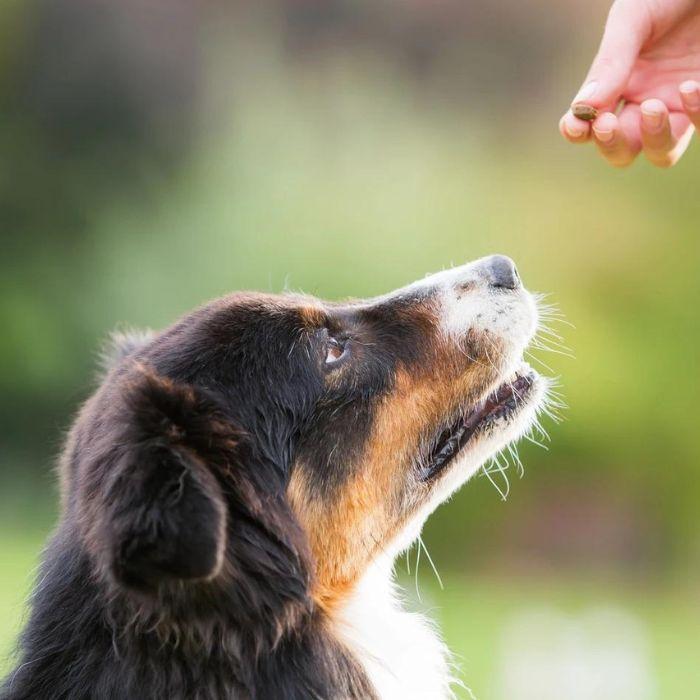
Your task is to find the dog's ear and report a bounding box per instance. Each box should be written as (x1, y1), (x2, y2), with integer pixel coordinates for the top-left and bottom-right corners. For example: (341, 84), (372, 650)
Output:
(96, 367), (236, 593)
(99, 328), (155, 376)
(108, 443), (227, 592)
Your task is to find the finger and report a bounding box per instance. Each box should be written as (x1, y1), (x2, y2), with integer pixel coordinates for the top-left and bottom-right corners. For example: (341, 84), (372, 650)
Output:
(616, 102), (643, 154)
(571, 0), (651, 111)
(591, 111), (640, 167)
(559, 110), (592, 143)
(680, 80), (700, 130)
(640, 98), (694, 167)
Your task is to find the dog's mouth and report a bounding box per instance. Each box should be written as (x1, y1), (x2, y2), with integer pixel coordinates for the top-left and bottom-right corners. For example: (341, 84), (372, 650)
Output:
(419, 365), (537, 482)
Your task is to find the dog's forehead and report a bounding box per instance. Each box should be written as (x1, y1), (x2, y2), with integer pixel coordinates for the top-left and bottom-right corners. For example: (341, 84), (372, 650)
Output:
(211, 288), (442, 334)
(180, 292), (328, 345)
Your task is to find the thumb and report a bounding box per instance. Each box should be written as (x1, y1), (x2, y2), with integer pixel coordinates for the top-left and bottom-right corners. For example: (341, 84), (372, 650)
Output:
(572, 0), (651, 109)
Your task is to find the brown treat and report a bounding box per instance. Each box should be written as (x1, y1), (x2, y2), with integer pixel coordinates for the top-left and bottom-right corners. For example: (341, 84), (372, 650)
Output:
(572, 103), (598, 121)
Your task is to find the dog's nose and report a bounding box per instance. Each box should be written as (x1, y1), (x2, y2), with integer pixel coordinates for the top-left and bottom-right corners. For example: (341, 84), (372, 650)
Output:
(483, 254), (520, 290)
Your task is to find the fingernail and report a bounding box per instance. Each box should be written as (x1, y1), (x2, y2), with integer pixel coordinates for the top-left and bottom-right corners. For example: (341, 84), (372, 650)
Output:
(574, 80), (598, 103)
(593, 127), (614, 144)
(566, 120), (586, 138)
(641, 108), (664, 132)
(680, 81), (700, 109)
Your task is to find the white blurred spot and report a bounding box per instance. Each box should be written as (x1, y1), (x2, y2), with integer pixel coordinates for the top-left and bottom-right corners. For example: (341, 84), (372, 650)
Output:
(494, 605), (655, 700)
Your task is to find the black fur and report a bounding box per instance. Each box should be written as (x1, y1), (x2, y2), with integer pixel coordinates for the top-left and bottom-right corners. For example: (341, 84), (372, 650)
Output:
(2, 293), (392, 700)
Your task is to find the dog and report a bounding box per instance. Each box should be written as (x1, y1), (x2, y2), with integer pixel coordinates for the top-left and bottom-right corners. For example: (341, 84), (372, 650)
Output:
(2, 255), (550, 699)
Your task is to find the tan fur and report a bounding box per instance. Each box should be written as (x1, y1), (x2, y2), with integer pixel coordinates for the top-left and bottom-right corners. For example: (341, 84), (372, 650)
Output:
(289, 331), (504, 614)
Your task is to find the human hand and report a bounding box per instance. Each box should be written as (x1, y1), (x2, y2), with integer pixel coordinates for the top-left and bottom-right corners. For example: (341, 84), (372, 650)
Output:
(560, 0), (700, 167)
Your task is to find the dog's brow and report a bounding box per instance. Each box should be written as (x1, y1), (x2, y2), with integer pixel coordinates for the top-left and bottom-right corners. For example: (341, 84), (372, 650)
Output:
(298, 305), (327, 327)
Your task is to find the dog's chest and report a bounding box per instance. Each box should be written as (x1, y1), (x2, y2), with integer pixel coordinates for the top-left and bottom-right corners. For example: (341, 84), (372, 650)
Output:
(336, 562), (454, 700)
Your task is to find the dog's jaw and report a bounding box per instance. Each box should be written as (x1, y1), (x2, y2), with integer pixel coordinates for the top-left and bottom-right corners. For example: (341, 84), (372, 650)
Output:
(336, 261), (549, 700)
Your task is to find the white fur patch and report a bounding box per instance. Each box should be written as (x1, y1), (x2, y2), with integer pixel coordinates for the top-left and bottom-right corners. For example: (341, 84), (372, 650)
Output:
(337, 258), (549, 699)
(336, 554), (456, 700)
(336, 376), (547, 699)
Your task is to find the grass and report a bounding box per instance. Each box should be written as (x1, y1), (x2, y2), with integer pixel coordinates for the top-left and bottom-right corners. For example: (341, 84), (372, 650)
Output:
(1, 530), (698, 699)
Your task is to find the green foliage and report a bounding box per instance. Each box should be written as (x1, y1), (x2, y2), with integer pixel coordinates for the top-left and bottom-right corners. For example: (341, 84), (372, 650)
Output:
(3, 55), (699, 566)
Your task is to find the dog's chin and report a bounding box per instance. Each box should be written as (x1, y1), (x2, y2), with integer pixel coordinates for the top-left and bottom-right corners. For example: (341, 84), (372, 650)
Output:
(427, 361), (546, 498)
(418, 361), (541, 483)
(388, 361), (546, 556)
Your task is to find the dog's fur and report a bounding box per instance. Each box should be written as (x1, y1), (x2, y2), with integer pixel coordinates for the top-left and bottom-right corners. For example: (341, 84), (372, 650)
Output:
(2, 256), (547, 700)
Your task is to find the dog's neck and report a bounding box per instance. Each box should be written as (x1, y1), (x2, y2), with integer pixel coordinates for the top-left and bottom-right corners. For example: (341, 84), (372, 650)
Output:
(334, 554), (455, 700)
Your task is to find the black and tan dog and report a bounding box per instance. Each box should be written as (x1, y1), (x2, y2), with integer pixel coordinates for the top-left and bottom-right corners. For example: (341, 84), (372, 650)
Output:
(2, 255), (551, 700)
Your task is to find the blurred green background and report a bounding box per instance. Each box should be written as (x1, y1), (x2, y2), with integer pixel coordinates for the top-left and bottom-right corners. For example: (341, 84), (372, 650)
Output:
(1, 1), (698, 698)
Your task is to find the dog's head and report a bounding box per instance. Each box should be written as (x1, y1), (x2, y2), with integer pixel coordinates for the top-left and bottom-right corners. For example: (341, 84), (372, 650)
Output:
(71, 255), (548, 624)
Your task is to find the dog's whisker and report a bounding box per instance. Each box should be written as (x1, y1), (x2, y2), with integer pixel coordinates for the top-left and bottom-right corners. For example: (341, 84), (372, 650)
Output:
(414, 538), (422, 602)
(525, 350), (556, 374)
(418, 535), (444, 591)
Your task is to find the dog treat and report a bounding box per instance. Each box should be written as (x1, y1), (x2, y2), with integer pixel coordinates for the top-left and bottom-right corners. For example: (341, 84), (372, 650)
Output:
(572, 103), (598, 121)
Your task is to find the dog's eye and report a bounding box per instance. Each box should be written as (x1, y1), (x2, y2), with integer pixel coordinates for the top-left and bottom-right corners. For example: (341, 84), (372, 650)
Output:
(325, 337), (347, 365)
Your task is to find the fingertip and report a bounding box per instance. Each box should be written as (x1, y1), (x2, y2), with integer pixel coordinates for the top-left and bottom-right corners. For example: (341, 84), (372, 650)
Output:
(592, 112), (617, 144)
(641, 97), (668, 114)
(679, 80), (700, 117)
(679, 79), (700, 99)
(616, 103), (643, 153)
(640, 98), (669, 134)
(558, 114), (569, 139)
(572, 80), (599, 105)
(640, 105), (690, 168)
(572, 75), (628, 111)
(560, 110), (591, 143)
(591, 112), (637, 167)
